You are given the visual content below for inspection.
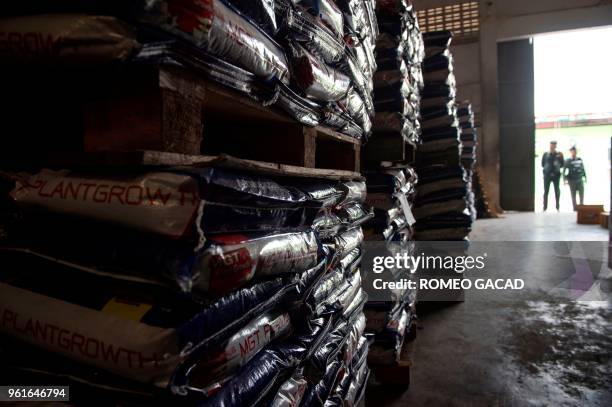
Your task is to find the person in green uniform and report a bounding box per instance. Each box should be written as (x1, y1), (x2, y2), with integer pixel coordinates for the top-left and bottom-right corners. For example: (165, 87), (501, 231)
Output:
(564, 146), (587, 211)
(541, 141), (564, 211)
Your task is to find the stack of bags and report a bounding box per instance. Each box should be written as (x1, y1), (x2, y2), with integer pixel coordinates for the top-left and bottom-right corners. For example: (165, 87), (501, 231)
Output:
(364, 254), (417, 367)
(363, 166), (418, 243)
(0, 165), (372, 406)
(457, 101), (478, 220)
(360, 1), (423, 369)
(274, 0), (378, 139)
(371, 0), (425, 146)
(457, 102), (477, 170)
(413, 31), (473, 241)
(0, 1), (378, 140)
(361, 166), (418, 364)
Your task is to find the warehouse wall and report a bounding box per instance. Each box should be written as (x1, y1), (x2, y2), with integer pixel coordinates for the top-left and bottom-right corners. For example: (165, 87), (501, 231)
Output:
(413, 0), (612, 212)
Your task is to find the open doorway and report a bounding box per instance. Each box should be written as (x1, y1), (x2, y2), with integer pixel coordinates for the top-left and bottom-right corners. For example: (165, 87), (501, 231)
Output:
(533, 27), (612, 213)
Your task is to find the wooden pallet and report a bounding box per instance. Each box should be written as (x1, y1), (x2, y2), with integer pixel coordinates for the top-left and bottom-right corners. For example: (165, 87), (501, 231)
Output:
(367, 319), (417, 388)
(83, 64), (360, 172)
(0, 63), (360, 173)
(44, 152), (363, 181)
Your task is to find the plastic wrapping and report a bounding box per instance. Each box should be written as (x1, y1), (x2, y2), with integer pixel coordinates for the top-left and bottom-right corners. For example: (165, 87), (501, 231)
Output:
(333, 227), (364, 260)
(373, 34), (406, 71)
(199, 230), (320, 296)
(344, 50), (372, 93)
(344, 359), (369, 406)
(308, 267), (346, 315)
(0, 249), (314, 389)
(7, 213), (323, 297)
(423, 49), (454, 74)
(227, 0), (278, 35)
(292, 0), (344, 40)
(274, 81), (324, 126)
(271, 368), (309, 407)
(298, 182), (344, 207)
(372, 113), (419, 141)
(0, 14), (140, 64)
(374, 73), (415, 107)
(135, 39), (263, 97)
(204, 314), (334, 405)
(10, 167), (315, 239)
(307, 322), (351, 381)
(339, 181), (367, 205)
(320, 105), (364, 140)
(142, 0), (289, 83)
(338, 248), (362, 274)
(339, 88), (371, 134)
(288, 43), (351, 102)
(342, 286), (367, 319)
(335, 202), (372, 228)
(313, 209), (343, 240)
(277, 0), (345, 65)
(308, 263), (361, 316)
(336, 0), (369, 39)
(344, 313), (366, 365)
(186, 312), (291, 392)
(301, 360), (344, 407)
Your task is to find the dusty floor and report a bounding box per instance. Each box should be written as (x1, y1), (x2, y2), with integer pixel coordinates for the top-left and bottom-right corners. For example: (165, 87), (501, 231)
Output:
(367, 212), (612, 406)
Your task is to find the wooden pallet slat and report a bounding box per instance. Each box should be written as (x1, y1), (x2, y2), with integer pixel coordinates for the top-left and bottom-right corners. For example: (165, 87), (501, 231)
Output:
(80, 64), (361, 173)
(45, 152), (364, 181)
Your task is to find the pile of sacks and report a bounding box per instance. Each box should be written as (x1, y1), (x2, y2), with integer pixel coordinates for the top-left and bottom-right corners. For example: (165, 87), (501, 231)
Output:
(0, 165), (373, 406)
(413, 31), (473, 241)
(0, 0), (378, 139)
(364, 165), (417, 366)
(457, 101), (478, 221)
(363, 166), (418, 243)
(371, 0), (425, 146)
(361, 165), (418, 366)
(364, 247), (417, 367)
(457, 102), (477, 169)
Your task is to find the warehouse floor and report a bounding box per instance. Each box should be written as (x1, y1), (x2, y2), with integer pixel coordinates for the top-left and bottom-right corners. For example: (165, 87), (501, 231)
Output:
(471, 212), (609, 241)
(367, 212), (612, 406)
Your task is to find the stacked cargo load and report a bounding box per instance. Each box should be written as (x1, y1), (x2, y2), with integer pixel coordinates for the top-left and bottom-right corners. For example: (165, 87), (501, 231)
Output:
(363, 166), (418, 243)
(457, 101), (478, 221)
(371, 0), (425, 146)
(0, 166), (372, 406)
(414, 31), (474, 241)
(359, 0), (423, 379)
(0, 0), (378, 140)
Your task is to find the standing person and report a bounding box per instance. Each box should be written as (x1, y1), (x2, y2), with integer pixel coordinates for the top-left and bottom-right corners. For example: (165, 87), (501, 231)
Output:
(541, 141), (564, 211)
(564, 146), (587, 211)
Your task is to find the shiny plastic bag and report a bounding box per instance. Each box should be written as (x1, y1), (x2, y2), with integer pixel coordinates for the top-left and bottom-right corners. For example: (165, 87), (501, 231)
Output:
(288, 43), (350, 102)
(142, 0), (289, 83)
(227, 0), (278, 35)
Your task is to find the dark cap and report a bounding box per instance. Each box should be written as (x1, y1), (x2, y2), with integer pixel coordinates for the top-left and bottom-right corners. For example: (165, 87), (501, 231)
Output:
(550, 140), (557, 144)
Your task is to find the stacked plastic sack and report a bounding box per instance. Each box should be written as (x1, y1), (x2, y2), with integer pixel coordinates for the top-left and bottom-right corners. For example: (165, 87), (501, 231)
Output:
(363, 165), (418, 243)
(413, 31), (473, 241)
(457, 101), (478, 221)
(0, 0), (377, 140)
(0, 166), (372, 406)
(371, 0), (425, 146)
(140, 0), (377, 139)
(361, 165), (418, 366)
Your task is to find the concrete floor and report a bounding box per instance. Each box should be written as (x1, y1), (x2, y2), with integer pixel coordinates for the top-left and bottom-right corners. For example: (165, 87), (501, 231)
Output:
(367, 212), (612, 406)
(471, 212), (609, 242)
